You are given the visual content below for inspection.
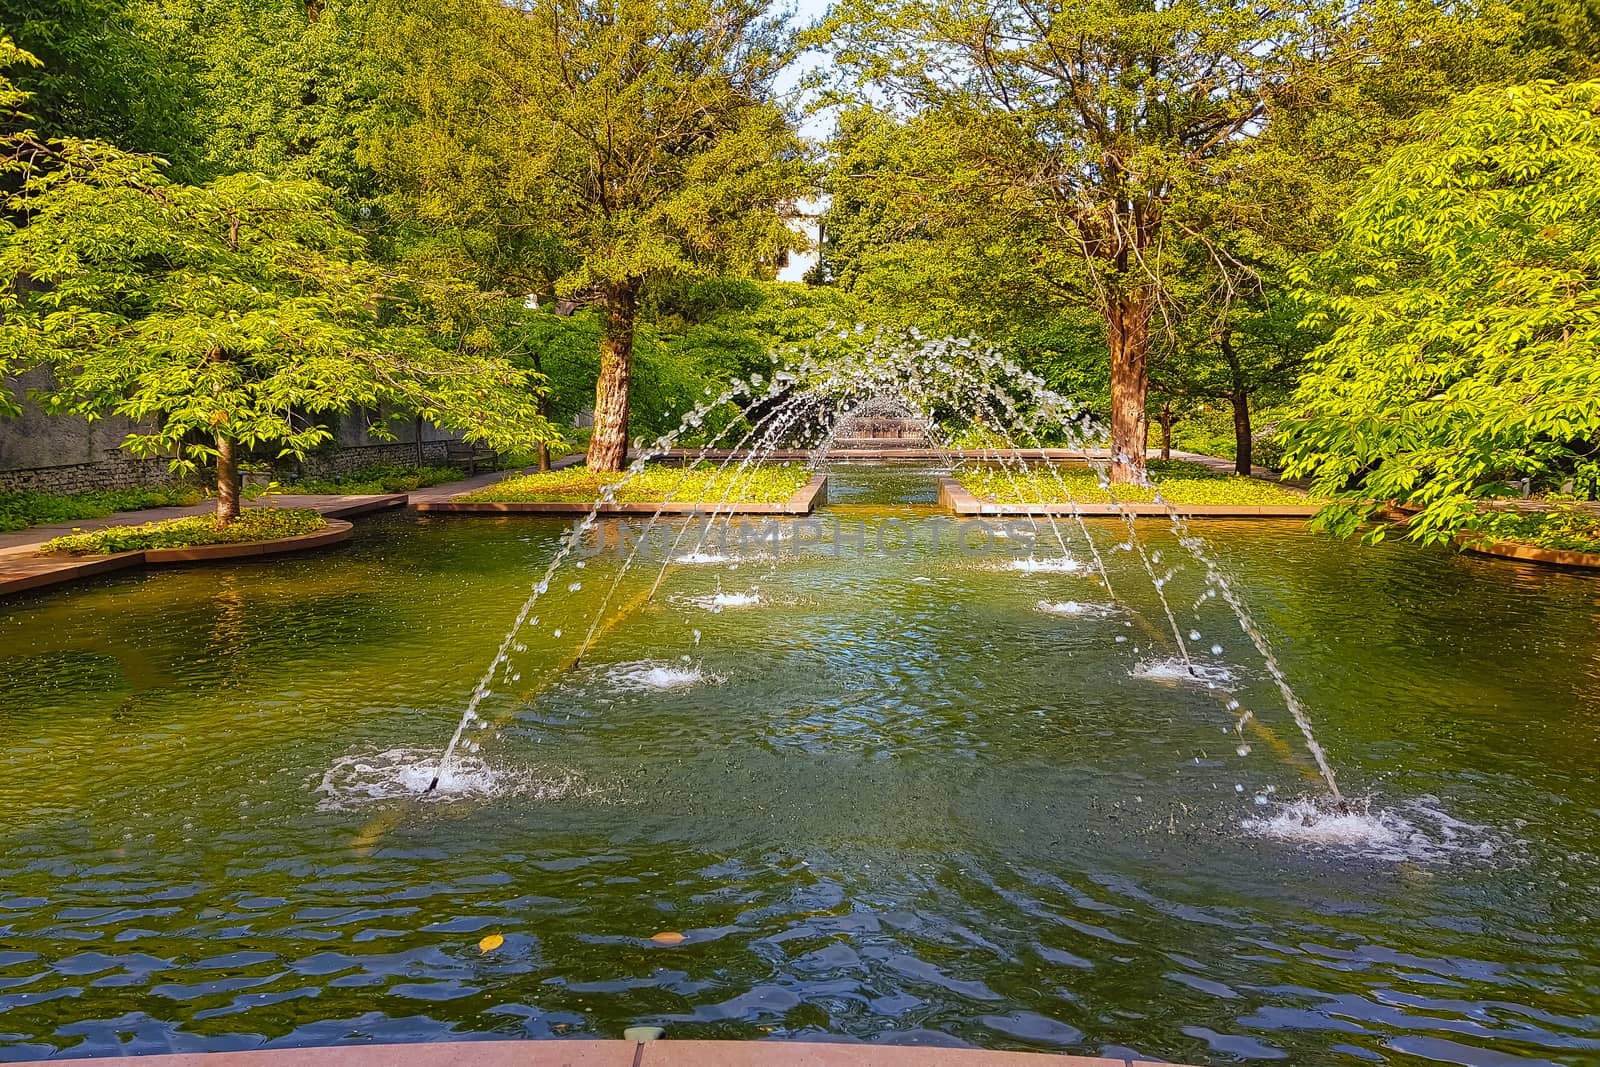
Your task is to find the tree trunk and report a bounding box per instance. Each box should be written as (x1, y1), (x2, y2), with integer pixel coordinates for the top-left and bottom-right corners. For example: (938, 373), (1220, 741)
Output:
(585, 282), (637, 472)
(216, 435), (240, 524)
(414, 413), (425, 466)
(1158, 402), (1174, 461)
(1231, 390), (1252, 476)
(531, 350), (551, 472)
(1218, 329), (1251, 476)
(1106, 287), (1152, 484)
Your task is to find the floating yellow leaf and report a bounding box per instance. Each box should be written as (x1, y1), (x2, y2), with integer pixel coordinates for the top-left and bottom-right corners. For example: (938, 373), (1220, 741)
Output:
(649, 931), (686, 945)
(478, 933), (504, 953)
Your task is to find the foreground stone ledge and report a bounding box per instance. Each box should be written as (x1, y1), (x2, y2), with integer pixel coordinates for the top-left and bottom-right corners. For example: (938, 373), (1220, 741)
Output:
(937, 477), (1319, 519)
(3, 1039), (1193, 1067)
(418, 473), (828, 517)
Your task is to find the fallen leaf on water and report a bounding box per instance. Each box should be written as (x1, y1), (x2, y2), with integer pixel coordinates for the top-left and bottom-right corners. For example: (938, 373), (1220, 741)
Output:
(478, 933), (505, 953)
(649, 931), (686, 945)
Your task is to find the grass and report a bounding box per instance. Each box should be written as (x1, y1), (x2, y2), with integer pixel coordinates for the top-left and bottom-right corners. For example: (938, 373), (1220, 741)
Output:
(41, 508), (327, 555)
(461, 462), (811, 504)
(956, 459), (1319, 506)
(1475, 505), (1600, 554)
(281, 464), (465, 495)
(0, 486), (207, 532)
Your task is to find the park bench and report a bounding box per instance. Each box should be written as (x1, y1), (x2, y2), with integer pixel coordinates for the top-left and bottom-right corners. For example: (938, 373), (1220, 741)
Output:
(444, 441), (501, 475)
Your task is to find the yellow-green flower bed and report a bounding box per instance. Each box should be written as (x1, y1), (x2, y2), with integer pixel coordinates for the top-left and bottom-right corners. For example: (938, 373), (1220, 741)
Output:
(462, 464), (810, 504)
(41, 508), (327, 555)
(956, 459), (1319, 507)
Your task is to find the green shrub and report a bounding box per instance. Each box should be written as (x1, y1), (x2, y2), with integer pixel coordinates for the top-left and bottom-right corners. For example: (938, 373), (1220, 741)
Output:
(956, 459), (1319, 506)
(0, 486), (205, 532)
(462, 463), (809, 504)
(284, 464), (465, 495)
(41, 508), (327, 555)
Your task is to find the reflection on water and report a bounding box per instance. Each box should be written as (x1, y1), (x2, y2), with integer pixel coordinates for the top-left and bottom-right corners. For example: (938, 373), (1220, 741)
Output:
(0, 465), (1597, 1064)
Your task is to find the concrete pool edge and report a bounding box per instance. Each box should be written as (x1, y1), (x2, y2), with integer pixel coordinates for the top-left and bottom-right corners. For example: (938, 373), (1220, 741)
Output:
(936, 477), (1321, 519)
(2, 1039), (1195, 1066)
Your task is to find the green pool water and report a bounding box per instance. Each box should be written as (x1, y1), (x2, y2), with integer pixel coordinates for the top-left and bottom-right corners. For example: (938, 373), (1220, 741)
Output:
(1, 463), (1596, 1064)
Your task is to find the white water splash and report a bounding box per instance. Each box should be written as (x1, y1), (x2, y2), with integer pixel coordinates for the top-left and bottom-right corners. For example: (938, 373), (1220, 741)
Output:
(1010, 555), (1083, 573)
(676, 551), (734, 565)
(604, 660), (719, 692)
(683, 590), (761, 611)
(1037, 600), (1114, 617)
(1243, 796), (1510, 864)
(1130, 658), (1235, 686)
(315, 747), (597, 811)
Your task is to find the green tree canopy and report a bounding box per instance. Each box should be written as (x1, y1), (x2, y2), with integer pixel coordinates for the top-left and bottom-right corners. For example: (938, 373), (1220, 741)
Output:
(0, 134), (556, 519)
(1284, 80), (1600, 544)
(820, 0), (1348, 481)
(368, 0), (812, 470)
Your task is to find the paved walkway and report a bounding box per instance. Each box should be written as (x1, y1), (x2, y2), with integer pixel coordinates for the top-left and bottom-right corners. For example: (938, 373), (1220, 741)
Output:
(5, 1039), (1185, 1066)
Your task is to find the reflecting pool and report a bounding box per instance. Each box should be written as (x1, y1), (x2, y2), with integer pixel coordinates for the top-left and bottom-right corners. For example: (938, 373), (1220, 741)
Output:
(1, 464), (1597, 1064)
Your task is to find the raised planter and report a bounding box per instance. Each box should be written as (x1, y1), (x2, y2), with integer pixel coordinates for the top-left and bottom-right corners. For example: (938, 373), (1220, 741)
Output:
(0, 520), (354, 599)
(1459, 538), (1600, 570)
(141, 520), (353, 562)
(417, 473), (827, 517)
(1388, 502), (1600, 570)
(937, 477), (1319, 518)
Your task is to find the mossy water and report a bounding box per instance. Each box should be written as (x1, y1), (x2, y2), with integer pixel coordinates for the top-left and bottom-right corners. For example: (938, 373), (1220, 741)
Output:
(1, 464), (1596, 1064)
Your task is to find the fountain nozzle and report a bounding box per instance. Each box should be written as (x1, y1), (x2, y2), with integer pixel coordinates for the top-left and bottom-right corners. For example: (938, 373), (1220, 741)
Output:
(424, 775), (439, 794)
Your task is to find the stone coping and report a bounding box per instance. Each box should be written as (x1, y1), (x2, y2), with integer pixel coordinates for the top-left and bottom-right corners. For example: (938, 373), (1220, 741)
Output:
(0, 520), (354, 599)
(416, 473), (827, 516)
(937, 477), (1319, 518)
(1, 1039), (1186, 1067)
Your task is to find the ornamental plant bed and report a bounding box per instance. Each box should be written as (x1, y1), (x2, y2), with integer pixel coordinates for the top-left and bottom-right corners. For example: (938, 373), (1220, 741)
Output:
(418, 464), (826, 515)
(41, 508), (329, 556)
(948, 460), (1322, 517)
(461, 463), (810, 504)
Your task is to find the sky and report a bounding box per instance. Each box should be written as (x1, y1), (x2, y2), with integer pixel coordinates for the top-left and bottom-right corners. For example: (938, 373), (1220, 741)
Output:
(773, 0), (839, 279)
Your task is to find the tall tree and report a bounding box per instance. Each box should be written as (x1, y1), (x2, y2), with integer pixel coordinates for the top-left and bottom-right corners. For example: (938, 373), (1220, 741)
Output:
(1283, 81), (1600, 544)
(0, 137), (556, 520)
(369, 0), (811, 470)
(822, 0), (1341, 481)
(821, 0), (1535, 481)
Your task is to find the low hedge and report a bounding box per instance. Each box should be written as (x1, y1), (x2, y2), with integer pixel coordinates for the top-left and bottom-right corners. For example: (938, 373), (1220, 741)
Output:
(283, 464), (464, 495)
(0, 486), (206, 532)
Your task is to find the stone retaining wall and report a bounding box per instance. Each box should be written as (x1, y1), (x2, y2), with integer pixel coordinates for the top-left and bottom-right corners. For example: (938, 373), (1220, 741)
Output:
(0, 443), (463, 494)
(0, 455), (182, 494)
